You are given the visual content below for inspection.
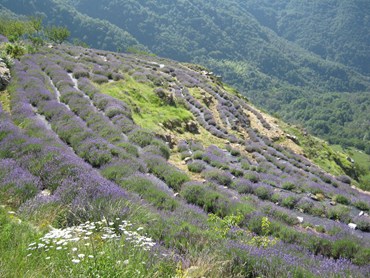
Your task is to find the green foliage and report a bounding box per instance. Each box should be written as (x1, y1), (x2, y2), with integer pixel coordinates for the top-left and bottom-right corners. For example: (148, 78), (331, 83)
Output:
(128, 129), (154, 147)
(120, 177), (178, 211)
(249, 217), (277, 248)
(281, 196), (298, 209)
(4, 42), (26, 58)
(207, 212), (243, 238)
(187, 161), (205, 173)
(181, 184), (230, 217)
(45, 25), (70, 44)
(353, 201), (369, 212)
(333, 194), (350, 205)
(282, 182), (295, 191)
(332, 239), (360, 260)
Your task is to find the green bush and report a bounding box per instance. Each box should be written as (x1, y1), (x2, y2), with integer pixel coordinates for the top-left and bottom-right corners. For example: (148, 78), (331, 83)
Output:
(120, 177), (178, 211)
(230, 168), (244, 177)
(353, 201), (370, 212)
(254, 187), (271, 200)
(282, 196), (298, 209)
(181, 184), (230, 217)
(282, 182), (295, 191)
(333, 194), (350, 205)
(332, 239), (360, 260)
(326, 206), (351, 223)
(203, 169), (232, 186)
(192, 150), (203, 160)
(146, 156), (189, 192)
(128, 129), (154, 147)
(187, 161), (205, 173)
(244, 173), (259, 183)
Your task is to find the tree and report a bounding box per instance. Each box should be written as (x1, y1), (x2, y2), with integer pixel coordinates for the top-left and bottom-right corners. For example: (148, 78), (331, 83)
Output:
(45, 26), (70, 44)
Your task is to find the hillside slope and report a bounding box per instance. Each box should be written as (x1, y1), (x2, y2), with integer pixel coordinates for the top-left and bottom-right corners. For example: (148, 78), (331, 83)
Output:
(1, 44), (370, 276)
(2, 0), (370, 153)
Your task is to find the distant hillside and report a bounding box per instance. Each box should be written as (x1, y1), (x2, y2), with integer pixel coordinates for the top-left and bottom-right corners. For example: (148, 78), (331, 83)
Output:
(0, 0), (145, 52)
(243, 0), (370, 75)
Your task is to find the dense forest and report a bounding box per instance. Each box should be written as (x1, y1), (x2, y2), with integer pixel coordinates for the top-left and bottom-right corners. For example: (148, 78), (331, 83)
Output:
(1, 0), (369, 153)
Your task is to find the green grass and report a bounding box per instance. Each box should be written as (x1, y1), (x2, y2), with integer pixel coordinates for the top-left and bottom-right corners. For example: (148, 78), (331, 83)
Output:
(0, 90), (10, 112)
(281, 124), (354, 177)
(99, 77), (193, 132)
(0, 206), (176, 277)
(331, 145), (370, 190)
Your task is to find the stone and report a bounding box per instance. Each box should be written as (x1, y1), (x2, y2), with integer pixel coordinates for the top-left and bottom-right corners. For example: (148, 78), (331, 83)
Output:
(348, 223), (357, 230)
(185, 121), (199, 133)
(286, 134), (299, 144)
(309, 194), (319, 201)
(0, 59), (11, 91)
(184, 157), (192, 163)
(330, 201), (336, 206)
(297, 217), (304, 223)
(359, 211), (364, 216)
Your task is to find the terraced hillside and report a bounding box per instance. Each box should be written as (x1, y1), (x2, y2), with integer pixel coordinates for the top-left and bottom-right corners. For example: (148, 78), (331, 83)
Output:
(1, 45), (370, 277)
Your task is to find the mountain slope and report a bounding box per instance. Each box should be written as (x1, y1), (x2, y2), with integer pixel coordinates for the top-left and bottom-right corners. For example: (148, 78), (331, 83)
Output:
(243, 0), (370, 75)
(2, 0), (370, 153)
(1, 43), (370, 276)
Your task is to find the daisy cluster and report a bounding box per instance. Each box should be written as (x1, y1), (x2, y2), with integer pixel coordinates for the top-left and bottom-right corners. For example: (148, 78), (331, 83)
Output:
(27, 218), (156, 263)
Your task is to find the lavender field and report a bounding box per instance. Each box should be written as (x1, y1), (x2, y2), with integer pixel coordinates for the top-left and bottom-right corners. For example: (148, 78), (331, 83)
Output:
(1, 44), (370, 277)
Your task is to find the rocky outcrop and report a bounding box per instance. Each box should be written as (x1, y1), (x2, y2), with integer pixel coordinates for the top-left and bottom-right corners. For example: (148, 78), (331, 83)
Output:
(0, 58), (11, 91)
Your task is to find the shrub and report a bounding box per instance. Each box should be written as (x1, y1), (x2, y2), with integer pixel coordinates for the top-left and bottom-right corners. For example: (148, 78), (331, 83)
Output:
(254, 187), (271, 200)
(332, 239), (360, 260)
(181, 184), (206, 205)
(326, 206), (351, 223)
(116, 142), (139, 157)
(192, 150), (203, 160)
(353, 200), (370, 212)
(240, 160), (250, 170)
(203, 169), (232, 186)
(244, 173), (259, 183)
(282, 196), (298, 209)
(121, 176), (178, 211)
(282, 182), (295, 191)
(355, 218), (370, 232)
(337, 175), (351, 185)
(296, 198), (314, 213)
(145, 155), (189, 192)
(101, 160), (142, 181)
(333, 194), (350, 205)
(187, 161), (206, 173)
(270, 193), (282, 203)
(128, 129), (154, 147)
(145, 140), (170, 160)
(230, 168), (244, 177)
(91, 74), (109, 84)
(353, 247), (370, 266)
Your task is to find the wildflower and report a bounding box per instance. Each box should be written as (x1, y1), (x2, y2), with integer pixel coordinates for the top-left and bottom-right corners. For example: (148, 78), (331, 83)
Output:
(71, 259), (80, 264)
(88, 255), (94, 259)
(72, 247), (78, 252)
(123, 259), (129, 265)
(45, 257), (51, 260)
(78, 254), (85, 259)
